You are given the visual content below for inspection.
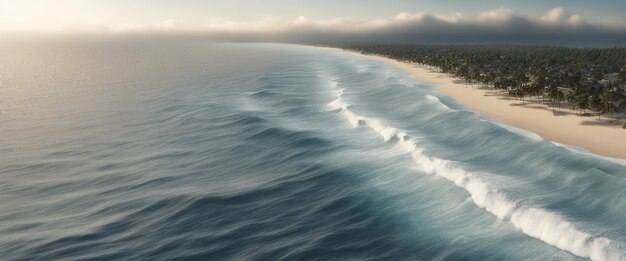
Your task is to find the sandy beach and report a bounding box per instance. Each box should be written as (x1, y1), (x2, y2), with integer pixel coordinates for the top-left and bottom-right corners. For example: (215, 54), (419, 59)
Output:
(329, 48), (626, 160)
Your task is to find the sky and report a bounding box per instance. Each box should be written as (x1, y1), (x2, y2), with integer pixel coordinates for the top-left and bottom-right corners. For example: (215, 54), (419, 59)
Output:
(2, 0), (626, 46)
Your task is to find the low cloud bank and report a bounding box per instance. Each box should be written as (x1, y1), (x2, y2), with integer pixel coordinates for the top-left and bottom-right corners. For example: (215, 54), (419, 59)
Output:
(19, 7), (626, 47)
(192, 7), (626, 47)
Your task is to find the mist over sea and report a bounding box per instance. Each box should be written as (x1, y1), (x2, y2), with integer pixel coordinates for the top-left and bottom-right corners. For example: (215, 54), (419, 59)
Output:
(1, 40), (625, 260)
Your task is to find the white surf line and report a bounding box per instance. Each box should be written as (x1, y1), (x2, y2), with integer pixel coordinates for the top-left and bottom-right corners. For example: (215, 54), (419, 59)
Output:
(327, 89), (622, 261)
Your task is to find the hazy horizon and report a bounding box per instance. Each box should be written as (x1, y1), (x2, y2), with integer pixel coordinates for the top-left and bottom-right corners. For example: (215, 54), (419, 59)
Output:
(3, 1), (626, 47)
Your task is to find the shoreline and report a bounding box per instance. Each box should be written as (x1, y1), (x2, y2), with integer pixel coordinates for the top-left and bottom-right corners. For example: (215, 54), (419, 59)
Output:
(323, 47), (626, 160)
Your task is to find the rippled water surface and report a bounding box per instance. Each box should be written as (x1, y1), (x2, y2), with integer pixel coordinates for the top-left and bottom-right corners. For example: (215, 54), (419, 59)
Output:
(1, 40), (625, 260)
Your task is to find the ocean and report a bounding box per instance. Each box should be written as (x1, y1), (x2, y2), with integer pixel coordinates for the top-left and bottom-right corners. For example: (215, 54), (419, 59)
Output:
(1, 39), (625, 260)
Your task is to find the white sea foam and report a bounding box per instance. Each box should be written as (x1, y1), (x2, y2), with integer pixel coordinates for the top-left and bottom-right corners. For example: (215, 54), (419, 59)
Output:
(327, 90), (622, 261)
(425, 94), (453, 111)
(425, 94), (443, 103)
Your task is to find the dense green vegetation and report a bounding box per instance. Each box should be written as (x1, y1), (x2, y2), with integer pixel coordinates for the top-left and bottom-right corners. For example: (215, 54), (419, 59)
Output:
(336, 44), (626, 121)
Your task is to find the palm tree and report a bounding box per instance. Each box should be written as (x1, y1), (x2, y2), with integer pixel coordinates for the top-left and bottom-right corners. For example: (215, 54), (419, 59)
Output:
(556, 90), (565, 111)
(601, 87), (613, 120)
(590, 95), (603, 119)
(566, 91), (577, 110)
(485, 72), (496, 88)
(578, 95), (589, 115)
(547, 87), (559, 112)
(619, 99), (626, 120)
(619, 65), (626, 84)
(530, 81), (543, 103)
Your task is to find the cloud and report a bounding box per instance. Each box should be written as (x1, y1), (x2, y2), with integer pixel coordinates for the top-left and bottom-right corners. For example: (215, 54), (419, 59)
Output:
(11, 7), (626, 47)
(176, 7), (625, 47)
(477, 7), (513, 22)
(540, 7), (582, 25)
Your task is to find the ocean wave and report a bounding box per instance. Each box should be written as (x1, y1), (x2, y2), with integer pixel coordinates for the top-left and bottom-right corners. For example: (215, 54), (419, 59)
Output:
(5, 42), (626, 261)
(551, 142), (626, 167)
(493, 122), (544, 142)
(424, 94), (454, 112)
(327, 88), (622, 261)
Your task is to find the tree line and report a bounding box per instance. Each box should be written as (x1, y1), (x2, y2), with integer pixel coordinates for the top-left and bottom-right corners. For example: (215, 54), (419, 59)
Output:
(334, 44), (626, 122)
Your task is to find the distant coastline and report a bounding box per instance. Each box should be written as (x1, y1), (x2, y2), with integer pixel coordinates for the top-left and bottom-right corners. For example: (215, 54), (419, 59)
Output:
(316, 46), (626, 160)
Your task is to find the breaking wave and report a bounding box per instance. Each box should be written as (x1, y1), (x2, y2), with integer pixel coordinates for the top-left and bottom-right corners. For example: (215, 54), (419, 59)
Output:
(328, 88), (622, 261)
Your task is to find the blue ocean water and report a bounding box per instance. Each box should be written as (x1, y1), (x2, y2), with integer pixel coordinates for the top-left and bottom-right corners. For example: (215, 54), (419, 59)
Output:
(1, 40), (625, 260)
